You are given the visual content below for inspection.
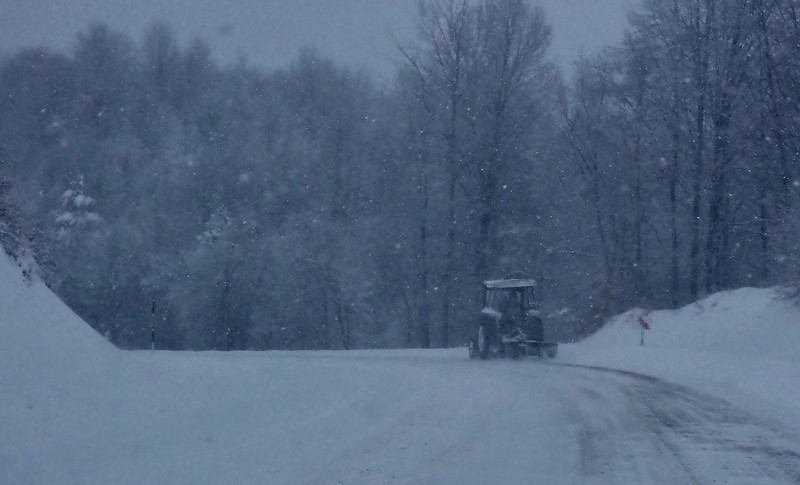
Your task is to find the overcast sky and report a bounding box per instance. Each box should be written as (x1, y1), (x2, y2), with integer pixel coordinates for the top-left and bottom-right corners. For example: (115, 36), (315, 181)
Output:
(0, 0), (631, 81)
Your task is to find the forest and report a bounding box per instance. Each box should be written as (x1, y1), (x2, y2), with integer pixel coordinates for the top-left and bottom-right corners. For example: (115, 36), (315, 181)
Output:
(0, 0), (798, 350)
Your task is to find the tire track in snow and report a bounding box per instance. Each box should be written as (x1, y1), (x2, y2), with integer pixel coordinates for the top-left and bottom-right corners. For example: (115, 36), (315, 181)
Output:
(559, 364), (800, 484)
(289, 353), (800, 484)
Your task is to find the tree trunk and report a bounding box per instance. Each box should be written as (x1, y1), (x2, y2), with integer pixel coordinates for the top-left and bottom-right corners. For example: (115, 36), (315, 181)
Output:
(668, 57), (683, 307)
(419, 171), (431, 348)
(689, 3), (709, 300)
(440, 166), (455, 349)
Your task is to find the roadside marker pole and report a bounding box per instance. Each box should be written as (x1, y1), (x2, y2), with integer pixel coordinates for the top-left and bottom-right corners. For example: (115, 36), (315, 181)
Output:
(638, 313), (650, 347)
(150, 298), (156, 352)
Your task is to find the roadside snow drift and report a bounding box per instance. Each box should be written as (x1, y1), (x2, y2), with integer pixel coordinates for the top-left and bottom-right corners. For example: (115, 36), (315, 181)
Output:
(561, 287), (800, 427)
(577, 287), (800, 358)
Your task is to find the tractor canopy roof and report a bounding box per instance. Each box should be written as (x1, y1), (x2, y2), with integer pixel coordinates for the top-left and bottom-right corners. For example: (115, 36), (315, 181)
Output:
(483, 279), (536, 290)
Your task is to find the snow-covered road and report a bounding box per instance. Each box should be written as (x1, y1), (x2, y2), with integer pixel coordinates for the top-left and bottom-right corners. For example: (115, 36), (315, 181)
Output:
(9, 347), (800, 484)
(273, 351), (800, 485)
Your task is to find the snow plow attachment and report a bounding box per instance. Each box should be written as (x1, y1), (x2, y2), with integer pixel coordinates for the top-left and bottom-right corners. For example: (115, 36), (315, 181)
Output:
(518, 340), (558, 359)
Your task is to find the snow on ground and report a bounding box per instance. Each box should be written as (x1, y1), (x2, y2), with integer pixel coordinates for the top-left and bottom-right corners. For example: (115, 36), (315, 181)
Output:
(560, 287), (800, 430)
(3, 246), (800, 484)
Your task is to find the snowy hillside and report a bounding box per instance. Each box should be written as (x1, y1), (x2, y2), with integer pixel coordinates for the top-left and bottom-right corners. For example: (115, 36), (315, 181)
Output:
(561, 287), (800, 428)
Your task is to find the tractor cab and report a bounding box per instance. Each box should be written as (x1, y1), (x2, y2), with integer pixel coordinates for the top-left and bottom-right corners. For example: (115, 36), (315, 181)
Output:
(469, 279), (557, 359)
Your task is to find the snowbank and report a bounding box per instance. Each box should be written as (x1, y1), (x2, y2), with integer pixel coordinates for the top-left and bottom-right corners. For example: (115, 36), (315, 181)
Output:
(560, 287), (800, 428)
(0, 250), (124, 483)
(0, 250), (115, 377)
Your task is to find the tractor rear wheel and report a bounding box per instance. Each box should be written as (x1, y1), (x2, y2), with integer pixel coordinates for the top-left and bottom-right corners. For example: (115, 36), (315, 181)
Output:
(504, 342), (521, 359)
(477, 326), (490, 359)
(468, 339), (478, 359)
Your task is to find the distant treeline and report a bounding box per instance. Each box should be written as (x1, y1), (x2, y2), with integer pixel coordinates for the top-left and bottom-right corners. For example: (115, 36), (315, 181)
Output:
(0, 0), (798, 350)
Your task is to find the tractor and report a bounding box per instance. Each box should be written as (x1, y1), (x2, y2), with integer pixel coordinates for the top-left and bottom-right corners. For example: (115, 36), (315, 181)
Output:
(468, 279), (558, 359)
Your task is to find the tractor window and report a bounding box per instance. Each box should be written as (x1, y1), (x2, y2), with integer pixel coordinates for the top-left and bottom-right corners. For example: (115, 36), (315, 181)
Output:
(486, 288), (535, 311)
(495, 291), (522, 313)
(524, 287), (536, 310)
(485, 291), (496, 310)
